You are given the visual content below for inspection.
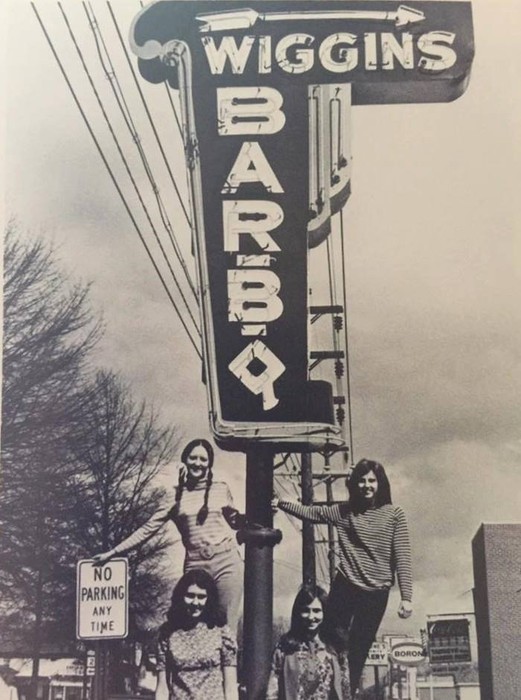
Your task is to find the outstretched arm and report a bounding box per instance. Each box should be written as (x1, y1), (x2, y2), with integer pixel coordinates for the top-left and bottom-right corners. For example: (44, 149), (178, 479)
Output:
(92, 498), (175, 563)
(272, 496), (342, 524)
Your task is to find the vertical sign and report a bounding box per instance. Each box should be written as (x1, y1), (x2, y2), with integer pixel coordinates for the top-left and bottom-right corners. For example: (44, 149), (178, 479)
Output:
(77, 559), (129, 640)
(129, 1), (474, 450)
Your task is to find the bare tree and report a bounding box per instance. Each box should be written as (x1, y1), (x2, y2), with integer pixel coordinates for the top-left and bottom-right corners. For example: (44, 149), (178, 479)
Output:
(69, 369), (179, 693)
(1, 224), (101, 698)
(1, 225), (180, 696)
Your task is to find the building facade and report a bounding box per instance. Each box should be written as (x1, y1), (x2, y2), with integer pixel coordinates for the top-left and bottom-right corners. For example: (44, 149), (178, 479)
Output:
(472, 523), (521, 700)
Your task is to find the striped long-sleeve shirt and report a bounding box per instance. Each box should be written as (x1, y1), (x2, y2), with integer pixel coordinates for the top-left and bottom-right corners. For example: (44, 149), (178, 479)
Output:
(113, 481), (236, 556)
(278, 500), (412, 601)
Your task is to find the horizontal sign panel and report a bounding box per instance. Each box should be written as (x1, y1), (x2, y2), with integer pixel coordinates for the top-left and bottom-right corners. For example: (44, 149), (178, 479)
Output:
(390, 640), (427, 666)
(131, 1), (474, 104)
(427, 618), (471, 664)
(366, 641), (390, 666)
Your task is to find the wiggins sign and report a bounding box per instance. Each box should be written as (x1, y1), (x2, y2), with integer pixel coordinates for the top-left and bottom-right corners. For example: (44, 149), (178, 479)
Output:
(130, 2), (474, 451)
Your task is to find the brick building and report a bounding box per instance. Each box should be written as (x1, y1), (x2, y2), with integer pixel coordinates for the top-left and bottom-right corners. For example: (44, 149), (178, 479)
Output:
(472, 523), (521, 700)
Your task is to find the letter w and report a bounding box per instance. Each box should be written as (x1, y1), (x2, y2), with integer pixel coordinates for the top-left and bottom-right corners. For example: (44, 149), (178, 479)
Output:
(201, 36), (255, 74)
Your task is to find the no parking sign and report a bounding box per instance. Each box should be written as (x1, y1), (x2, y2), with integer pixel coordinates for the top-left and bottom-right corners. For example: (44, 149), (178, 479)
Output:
(76, 559), (128, 640)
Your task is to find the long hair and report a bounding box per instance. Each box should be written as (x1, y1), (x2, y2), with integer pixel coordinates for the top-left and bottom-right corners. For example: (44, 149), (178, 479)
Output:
(162, 569), (224, 633)
(279, 585), (332, 653)
(347, 458), (392, 513)
(175, 439), (215, 525)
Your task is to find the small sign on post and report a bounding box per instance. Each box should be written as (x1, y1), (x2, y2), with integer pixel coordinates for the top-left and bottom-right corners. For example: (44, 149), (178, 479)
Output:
(86, 651), (96, 676)
(366, 641), (389, 666)
(76, 559), (128, 640)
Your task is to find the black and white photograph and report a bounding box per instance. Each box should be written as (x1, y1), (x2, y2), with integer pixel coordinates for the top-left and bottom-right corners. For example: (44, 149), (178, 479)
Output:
(1, 1), (520, 699)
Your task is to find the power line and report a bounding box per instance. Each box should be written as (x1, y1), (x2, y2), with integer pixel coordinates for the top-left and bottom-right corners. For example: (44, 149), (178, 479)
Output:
(31, 3), (201, 359)
(57, 1), (201, 351)
(85, 1), (198, 305)
(106, 2), (193, 231)
(60, 1), (200, 342)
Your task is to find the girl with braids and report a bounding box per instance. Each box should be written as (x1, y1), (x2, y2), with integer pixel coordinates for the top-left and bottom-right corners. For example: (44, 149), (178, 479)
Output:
(93, 439), (244, 628)
(272, 459), (413, 696)
(155, 569), (238, 700)
(266, 585), (346, 700)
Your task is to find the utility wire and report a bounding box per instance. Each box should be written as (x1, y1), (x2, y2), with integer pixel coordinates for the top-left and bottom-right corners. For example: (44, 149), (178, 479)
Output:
(106, 2), (193, 230)
(32, 3), (201, 359)
(85, 1), (198, 304)
(56, 2), (201, 350)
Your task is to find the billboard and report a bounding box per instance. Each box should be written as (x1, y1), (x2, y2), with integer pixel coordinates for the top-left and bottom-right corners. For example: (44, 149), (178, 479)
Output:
(427, 617), (472, 665)
(129, 1), (474, 450)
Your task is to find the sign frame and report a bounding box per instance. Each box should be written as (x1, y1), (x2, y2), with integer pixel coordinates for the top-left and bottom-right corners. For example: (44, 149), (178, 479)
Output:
(76, 558), (129, 641)
(129, 0), (474, 451)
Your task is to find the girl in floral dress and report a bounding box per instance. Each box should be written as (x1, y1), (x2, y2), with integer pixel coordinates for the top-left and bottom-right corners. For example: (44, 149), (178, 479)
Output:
(266, 586), (346, 700)
(155, 568), (238, 700)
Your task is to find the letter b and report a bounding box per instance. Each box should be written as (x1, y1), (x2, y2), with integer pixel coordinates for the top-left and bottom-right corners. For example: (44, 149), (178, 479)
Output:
(217, 87), (286, 135)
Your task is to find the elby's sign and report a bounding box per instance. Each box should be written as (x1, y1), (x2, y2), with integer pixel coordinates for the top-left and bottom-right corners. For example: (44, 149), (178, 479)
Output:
(366, 640), (390, 666)
(129, 2), (474, 450)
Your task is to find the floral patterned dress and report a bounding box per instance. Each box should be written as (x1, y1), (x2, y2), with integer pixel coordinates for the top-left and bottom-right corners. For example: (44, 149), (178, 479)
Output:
(157, 622), (237, 699)
(267, 636), (342, 700)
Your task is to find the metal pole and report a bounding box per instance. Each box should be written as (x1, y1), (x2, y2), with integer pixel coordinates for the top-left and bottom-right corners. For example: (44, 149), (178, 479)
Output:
(374, 666), (380, 699)
(242, 447), (282, 700)
(325, 478), (336, 584)
(93, 640), (101, 700)
(301, 452), (316, 587)
(82, 647), (88, 700)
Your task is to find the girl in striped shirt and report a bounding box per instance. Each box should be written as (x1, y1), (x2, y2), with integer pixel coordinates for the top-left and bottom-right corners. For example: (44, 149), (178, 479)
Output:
(272, 459), (412, 695)
(93, 439), (244, 629)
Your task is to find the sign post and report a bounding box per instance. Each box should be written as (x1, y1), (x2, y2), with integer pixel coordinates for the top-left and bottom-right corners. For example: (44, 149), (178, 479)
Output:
(77, 559), (128, 700)
(366, 640), (389, 700)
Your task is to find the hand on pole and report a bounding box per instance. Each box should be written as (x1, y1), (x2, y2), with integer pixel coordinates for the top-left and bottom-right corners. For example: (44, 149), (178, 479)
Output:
(271, 496), (279, 512)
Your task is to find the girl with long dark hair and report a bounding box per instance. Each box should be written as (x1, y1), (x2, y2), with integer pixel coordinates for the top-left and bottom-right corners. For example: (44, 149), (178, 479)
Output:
(266, 585), (345, 700)
(272, 459), (412, 695)
(155, 569), (238, 700)
(93, 439), (244, 627)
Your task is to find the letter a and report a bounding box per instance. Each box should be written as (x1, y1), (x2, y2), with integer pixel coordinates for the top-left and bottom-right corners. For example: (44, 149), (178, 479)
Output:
(222, 142), (284, 195)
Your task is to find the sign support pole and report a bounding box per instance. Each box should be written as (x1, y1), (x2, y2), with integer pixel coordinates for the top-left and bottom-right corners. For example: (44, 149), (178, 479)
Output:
(93, 640), (101, 700)
(242, 447), (282, 700)
(326, 478), (336, 584)
(301, 453), (316, 587)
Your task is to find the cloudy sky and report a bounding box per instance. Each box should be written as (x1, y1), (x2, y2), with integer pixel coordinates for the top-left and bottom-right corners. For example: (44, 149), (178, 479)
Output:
(3, 0), (521, 639)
